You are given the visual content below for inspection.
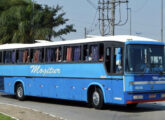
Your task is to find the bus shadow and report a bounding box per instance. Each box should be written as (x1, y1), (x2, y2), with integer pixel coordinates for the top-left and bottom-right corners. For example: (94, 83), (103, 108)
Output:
(1, 94), (88, 108)
(103, 103), (165, 113)
(2, 94), (165, 113)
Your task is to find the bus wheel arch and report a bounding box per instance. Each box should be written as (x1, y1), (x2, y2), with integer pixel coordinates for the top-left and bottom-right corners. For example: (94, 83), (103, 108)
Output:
(87, 85), (104, 109)
(14, 82), (25, 101)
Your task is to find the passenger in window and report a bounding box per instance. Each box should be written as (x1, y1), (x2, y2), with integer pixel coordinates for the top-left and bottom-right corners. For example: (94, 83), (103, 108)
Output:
(23, 50), (28, 63)
(33, 50), (39, 63)
(56, 48), (62, 62)
(91, 45), (99, 61)
(26, 56), (30, 63)
(99, 55), (104, 62)
(115, 48), (123, 73)
(86, 53), (92, 61)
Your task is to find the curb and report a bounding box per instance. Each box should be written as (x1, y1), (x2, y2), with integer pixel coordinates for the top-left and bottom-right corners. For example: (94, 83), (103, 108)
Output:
(0, 102), (65, 120)
(0, 112), (19, 120)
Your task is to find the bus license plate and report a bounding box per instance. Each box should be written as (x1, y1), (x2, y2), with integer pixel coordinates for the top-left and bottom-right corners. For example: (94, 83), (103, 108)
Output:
(149, 94), (156, 98)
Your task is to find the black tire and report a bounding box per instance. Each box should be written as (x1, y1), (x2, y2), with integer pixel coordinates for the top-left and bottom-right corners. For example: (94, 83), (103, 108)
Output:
(91, 88), (104, 109)
(15, 83), (25, 101)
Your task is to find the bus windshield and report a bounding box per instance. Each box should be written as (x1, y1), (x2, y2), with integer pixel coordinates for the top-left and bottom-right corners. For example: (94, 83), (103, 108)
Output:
(126, 44), (165, 74)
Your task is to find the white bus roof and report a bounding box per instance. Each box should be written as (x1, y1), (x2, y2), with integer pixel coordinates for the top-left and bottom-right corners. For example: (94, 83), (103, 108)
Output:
(0, 35), (159, 50)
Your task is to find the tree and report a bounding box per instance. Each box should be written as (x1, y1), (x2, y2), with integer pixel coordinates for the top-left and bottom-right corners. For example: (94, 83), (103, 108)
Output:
(0, 0), (76, 43)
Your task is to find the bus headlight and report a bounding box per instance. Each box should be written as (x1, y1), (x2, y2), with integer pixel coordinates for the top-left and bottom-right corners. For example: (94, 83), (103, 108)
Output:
(161, 94), (165, 98)
(133, 95), (143, 100)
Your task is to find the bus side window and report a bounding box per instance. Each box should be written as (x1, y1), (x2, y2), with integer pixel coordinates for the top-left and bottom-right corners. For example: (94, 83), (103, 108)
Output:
(4, 51), (12, 64)
(33, 49), (39, 63)
(17, 50), (23, 63)
(113, 48), (123, 73)
(73, 46), (81, 62)
(105, 48), (111, 74)
(99, 44), (104, 62)
(23, 49), (29, 63)
(46, 48), (51, 63)
(0, 52), (2, 63)
(63, 46), (67, 62)
(89, 45), (99, 62)
(32, 49), (44, 63)
(29, 49), (33, 63)
(3, 50), (16, 64)
(10, 50), (16, 64)
(66, 47), (72, 62)
(63, 46), (81, 62)
(83, 45), (88, 61)
(56, 47), (62, 62)
(46, 48), (56, 63)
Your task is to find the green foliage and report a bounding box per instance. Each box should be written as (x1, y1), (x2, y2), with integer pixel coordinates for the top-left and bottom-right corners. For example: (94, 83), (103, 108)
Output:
(0, 113), (15, 120)
(0, 0), (76, 43)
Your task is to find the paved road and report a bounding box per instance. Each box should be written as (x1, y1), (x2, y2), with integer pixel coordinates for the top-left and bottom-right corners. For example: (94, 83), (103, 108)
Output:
(0, 93), (165, 120)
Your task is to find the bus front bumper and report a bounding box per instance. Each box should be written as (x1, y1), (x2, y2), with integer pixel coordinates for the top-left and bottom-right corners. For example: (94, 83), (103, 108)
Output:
(127, 98), (165, 104)
(126, 92), (165, 104)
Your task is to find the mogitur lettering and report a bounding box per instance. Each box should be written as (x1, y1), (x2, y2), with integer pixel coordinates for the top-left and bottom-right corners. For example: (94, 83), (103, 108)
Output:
(30, 65), (60, 74)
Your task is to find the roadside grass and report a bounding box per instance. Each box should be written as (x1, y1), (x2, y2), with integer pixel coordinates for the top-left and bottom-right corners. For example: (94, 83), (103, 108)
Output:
(0, 113), (15, 120)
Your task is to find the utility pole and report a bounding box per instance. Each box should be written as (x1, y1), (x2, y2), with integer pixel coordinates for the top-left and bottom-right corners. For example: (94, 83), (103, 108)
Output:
(102, 0), (105, 36)
(161, 0), (164, 42)
(110, 0), (115, 36)
(98, 0), (128, 36)
(128, 8), (132, 35)
(84, 27), (87, 38)
(98, 0), (105, 36)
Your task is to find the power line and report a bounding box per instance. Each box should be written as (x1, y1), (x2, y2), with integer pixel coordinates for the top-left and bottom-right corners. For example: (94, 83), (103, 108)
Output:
(91, 9), (98, 29)
(98, 0), (129, 36)
(86, 0), (97, 9)
(83, 9), (99, 37)
(115, 2), (129, 26)
(133, 0), (149, 13)
(161, 0), (164, 42)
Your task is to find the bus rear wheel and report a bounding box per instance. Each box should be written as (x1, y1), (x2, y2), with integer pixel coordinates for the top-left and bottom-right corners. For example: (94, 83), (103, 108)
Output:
(16, 83), (25, 101)
(91, 88), (104, 109)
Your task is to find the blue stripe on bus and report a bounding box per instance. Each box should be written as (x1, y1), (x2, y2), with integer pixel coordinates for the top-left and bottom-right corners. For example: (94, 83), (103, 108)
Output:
(0, 63), (123, 79)
(126, 41), (164, 45)
(0, 63), (106, 78)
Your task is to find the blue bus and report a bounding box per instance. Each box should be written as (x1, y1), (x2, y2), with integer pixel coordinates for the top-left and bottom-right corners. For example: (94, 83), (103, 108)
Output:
(0, 35), (165, 109)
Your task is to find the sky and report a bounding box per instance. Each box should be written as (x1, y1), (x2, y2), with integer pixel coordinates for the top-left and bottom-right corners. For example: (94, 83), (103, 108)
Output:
(34, 0), (165, 41)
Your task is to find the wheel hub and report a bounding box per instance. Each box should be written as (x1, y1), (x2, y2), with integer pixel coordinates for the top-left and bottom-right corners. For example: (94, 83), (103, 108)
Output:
(93, 91), (100, 106)
(17, 87), (23, 98)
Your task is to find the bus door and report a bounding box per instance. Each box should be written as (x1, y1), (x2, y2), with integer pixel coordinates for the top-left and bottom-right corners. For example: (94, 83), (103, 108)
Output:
(105, 46), (124, 74)
(105, 46), (124, 103)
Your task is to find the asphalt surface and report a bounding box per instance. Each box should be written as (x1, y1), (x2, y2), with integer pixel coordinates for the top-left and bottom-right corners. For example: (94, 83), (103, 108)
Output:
(0, 93), (165, 120)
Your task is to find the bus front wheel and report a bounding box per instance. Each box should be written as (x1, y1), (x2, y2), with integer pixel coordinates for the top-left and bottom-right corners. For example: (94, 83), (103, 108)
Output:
(91, 88), (104, 109)
(16, 83), (25, 101)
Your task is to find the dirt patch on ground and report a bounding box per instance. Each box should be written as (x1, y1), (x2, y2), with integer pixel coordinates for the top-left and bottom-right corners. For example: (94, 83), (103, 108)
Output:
(0, 103), (64, 120)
